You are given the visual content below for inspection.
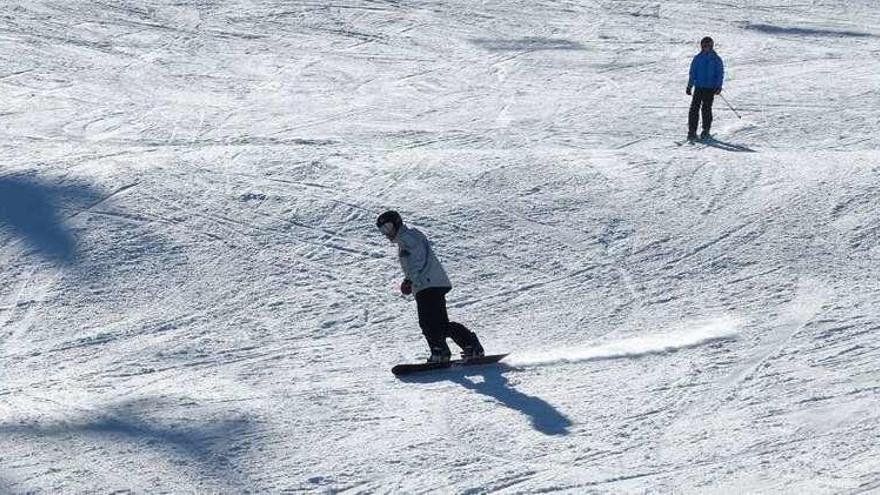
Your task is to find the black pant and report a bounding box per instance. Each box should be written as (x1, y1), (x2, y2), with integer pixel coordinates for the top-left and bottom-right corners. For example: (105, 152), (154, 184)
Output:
(688, 87), (716, 135)
(415, 287), (478, 353)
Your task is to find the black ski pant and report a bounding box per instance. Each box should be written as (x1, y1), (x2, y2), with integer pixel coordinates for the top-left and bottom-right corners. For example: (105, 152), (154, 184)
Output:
(415, 287), (479, 353)
(688, 87), (716, 135)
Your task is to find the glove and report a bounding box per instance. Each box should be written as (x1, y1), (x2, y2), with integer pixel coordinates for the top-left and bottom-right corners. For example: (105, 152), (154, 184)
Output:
(400, 279), (412, 295)
(686, 85), (692, 96)
(715, 87), (722, 95)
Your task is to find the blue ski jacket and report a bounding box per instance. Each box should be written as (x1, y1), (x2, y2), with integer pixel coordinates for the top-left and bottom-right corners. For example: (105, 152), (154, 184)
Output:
(689, 50), (724, 89)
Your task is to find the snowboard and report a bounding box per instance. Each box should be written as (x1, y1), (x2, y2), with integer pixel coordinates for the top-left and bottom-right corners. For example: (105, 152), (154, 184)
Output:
(392, 353), (508, 376)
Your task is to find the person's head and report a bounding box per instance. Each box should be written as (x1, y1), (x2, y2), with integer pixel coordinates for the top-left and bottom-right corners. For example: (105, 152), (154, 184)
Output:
(376, 210), (403, 241)
(700, 36), (714, 52)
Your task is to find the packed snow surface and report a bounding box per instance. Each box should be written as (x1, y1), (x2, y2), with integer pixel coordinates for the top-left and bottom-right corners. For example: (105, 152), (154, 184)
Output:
(1, 1), (879, 493)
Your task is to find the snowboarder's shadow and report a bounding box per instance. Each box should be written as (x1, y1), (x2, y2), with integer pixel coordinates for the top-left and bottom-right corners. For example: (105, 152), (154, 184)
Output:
(399, 365), (572, 436)
(703, 138), (756, 153)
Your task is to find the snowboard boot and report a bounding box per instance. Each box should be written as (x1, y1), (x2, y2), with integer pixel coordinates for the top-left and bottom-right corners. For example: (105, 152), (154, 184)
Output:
(427, 347), (451, 363)
(460, 341), (485, 361)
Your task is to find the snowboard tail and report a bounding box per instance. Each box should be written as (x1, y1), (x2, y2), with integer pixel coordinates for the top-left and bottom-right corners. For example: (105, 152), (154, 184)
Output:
(392, 353), (508, 376)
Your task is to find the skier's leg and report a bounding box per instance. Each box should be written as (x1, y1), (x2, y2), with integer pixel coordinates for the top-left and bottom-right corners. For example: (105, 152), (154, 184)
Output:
(416, 288), (451, 355)
(688, 92), (701, 137)
(702, 90), (716, 133)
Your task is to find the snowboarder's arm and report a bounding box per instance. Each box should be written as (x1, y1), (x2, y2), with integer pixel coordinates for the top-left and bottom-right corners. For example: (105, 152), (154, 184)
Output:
(398, 232), (428, 287)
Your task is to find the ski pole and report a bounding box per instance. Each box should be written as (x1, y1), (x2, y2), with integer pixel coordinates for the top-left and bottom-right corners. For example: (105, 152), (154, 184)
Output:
(720, 93), (742, 119)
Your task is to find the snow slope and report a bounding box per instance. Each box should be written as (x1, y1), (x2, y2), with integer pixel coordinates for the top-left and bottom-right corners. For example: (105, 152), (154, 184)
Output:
(1, 0), (879, 493)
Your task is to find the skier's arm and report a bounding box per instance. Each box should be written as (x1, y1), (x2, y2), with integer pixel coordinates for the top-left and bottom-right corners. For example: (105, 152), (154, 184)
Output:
(688, 56), (696, 88)
(716, 55), (724, 89)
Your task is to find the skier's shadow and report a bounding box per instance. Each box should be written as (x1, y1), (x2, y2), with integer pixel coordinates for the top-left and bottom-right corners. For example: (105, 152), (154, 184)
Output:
(399, 365), (572, 436)
(703, 138), (756, 153)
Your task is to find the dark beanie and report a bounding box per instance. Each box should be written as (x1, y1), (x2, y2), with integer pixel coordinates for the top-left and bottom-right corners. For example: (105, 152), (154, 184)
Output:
(701, 36), (714, 44)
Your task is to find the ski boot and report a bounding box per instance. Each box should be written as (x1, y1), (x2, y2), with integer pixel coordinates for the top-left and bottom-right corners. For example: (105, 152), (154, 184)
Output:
(700, 130), (712, 141)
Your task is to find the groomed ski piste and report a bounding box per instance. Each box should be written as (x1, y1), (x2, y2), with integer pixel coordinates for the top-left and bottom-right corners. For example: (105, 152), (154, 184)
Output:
(1, 1), (879, 493)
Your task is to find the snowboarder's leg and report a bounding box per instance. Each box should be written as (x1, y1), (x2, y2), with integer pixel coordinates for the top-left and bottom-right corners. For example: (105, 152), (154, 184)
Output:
(415, 288), (451, 358)
(701, 90), (715, 134)
(448, 322), (484, 359)
(423, 287), (484, 357)
(687, 92), (701, 138)
(447, 322), (482, 350)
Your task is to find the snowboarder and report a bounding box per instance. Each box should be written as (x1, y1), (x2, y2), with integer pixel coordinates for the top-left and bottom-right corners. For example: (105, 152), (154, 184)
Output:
(375, 210), (485, 363)
(686, 36), (724, 141)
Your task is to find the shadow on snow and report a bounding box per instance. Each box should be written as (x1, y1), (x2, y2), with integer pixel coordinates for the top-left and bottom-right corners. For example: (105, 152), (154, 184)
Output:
(0, 474), (13, 494)
(398, 364), (572, 436)
(0, 175), (103, 265)
(0, 174), (182, 288)
(471, 37), (585, 52)
(703, 138), (757, 153)
(742, 22), (875, 38)
(0, 398), (257, 490)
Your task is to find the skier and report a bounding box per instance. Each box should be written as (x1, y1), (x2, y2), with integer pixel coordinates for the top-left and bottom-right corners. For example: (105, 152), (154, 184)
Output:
(375, 210), (485, 363)
(686, 36), (724, 141)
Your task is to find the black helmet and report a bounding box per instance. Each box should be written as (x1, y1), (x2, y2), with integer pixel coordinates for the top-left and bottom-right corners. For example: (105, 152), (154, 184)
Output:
(701, 36), (714, 45)
(376, 210), (403, 230)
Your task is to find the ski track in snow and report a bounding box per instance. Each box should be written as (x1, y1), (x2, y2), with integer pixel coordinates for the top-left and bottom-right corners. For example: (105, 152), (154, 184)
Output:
(507, 316), (742, 367)
(1, 0), (879, 493)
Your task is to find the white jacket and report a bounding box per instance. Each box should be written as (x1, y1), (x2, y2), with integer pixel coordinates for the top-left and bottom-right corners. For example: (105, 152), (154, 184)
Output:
(394, 225), (451, 294)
